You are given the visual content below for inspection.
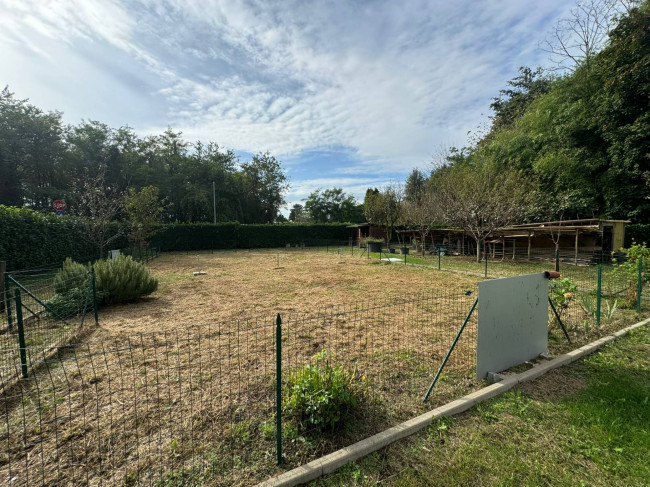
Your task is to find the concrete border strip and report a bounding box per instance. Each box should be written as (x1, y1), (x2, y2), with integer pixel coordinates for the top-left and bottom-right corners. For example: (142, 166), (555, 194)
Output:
(256, 317), (650, 487)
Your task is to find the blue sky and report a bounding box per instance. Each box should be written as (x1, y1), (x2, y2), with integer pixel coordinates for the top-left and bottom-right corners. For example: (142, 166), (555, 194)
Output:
(0, 0), (576, 212)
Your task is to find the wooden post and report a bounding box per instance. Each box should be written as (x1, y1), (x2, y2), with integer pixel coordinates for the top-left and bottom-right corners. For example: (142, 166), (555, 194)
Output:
(512, 239), (516, 260)
(461, 233), (465, 256)
(0, 260), (5, 313)
(501, 238), (506, 261)
(527, 234), (532, 261)
(574, 230), (579, 265)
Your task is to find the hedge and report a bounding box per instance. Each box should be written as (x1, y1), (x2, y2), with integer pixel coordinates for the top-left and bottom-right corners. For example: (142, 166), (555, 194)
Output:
(150, 223), (349, 251)
(1, 206), (350, 271)
(625, 224), (650, 247)
(0, 206), (127, 271)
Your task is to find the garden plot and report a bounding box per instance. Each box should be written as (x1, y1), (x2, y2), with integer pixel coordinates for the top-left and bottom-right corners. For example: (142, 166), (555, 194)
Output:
(95, 250), (481, 338)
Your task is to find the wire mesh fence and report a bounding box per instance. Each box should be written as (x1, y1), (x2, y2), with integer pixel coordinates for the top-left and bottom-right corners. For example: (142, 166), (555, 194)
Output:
(0, 248), (646, 486)
(1, 248), (161, 384)
(0, 290), (480, 486)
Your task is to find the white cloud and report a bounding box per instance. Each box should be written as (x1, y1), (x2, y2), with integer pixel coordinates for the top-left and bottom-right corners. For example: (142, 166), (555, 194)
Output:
(0, 0), (577, 184)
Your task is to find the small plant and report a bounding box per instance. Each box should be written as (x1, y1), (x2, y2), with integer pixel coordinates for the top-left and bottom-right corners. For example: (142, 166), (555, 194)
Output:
(604, 299), (618, 322)
(549, 277), (578, 321)
(46, 256), (157, 317)
(46, 258), (96, 318)
(54, 258), (90, 295)
(580, 294), (596, 317)
(283, 350), (359, 431)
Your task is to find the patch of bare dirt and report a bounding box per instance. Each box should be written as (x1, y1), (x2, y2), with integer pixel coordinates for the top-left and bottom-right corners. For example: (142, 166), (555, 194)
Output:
(519, 368), (587, 402)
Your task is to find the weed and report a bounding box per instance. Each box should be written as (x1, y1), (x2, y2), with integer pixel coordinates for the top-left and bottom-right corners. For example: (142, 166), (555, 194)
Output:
(284, 350), (360, 431)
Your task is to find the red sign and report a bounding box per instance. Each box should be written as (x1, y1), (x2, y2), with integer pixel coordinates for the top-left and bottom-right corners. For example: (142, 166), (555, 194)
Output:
(53, 200), (67, 211)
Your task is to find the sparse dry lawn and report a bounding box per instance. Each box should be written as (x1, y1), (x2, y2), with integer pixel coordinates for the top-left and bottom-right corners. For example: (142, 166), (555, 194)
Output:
(96, 250), (481, 338)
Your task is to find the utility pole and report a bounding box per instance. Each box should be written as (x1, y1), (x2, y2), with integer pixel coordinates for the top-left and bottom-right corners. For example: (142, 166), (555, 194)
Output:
(212, 181), (216, 224)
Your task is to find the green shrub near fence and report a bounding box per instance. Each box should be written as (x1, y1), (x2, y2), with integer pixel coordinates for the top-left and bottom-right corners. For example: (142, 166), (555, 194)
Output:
(46, 256), (158, 317)
(94, 255), (158, 304)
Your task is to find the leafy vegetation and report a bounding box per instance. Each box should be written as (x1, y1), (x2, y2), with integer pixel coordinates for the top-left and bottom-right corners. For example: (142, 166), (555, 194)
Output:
(549, 277), (578, 321)
(46, 256), (157, 317)
(312, 325), (650, 487)
(284, 350), (360, 431)
(0, 88), (288, 224)
(93, 255), (158, 305)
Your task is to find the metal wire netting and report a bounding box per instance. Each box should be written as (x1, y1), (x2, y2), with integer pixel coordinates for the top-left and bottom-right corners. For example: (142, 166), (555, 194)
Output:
(0, 250), (646, 486)
(0, 291), (479, 487)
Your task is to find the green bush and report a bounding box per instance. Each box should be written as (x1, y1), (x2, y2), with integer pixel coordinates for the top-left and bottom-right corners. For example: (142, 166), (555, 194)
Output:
(54, 258), (90, 294)
(46, 289), (92, 319)
(607, 241), (650, 307)
(46, 259), (94, 319)
(283, 350), (359, 431)
(549, 277), (577, 321)
(93, 255), (158, 304)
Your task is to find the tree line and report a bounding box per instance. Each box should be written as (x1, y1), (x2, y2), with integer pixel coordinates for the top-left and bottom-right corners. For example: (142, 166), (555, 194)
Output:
(360, 1), (650, 259)
(0, 89), (288, 224)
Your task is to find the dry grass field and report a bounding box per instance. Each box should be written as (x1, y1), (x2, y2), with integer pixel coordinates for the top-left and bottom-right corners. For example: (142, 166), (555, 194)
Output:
(96, 250), (482, 338)
(1, 250), (485, 486)
(3, 250), (642, 486)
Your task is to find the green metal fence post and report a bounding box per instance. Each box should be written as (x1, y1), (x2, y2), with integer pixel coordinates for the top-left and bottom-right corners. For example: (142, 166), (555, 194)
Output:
(15, 288), (28, 379)
(275, 313), (283, 465)
(555, 248), (560, 273)
(4, 273), (13, 330)
(596, 264), (602, 327)
(637, 258), (643, 313)
(91, 266), (99, 325)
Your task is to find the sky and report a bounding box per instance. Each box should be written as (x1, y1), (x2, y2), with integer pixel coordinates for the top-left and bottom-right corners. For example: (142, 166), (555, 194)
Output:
(0, 0), (576, 213)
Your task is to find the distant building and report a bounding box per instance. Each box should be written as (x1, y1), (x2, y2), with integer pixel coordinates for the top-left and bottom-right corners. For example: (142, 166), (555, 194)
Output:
(347, 223), (387, 243)
(397, 219), (629, 264)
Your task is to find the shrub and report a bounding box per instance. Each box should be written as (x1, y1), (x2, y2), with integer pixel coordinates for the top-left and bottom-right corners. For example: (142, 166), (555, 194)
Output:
(93, 255), (158, 304)
(46, 290), (91, 319)
(283, 350), (359, 431)
(607, 241), (650, 307)
(45, 258), (93, 318)
(54, 258), (90, 294)
(549, 277), (577, 321)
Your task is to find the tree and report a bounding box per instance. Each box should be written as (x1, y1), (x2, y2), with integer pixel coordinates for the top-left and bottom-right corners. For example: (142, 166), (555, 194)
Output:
(305, 187), (364, 223)
(489, 67), (554, 132)
(401, 187), (438, 255)
(289, 203), (309, 222)
(431, 161), (532, 262)
(241, 152), (289, 223)
(364, 185), (402, 247)
(0, 86), (67, 208)
(541, 0), (639, 73)
(73, 166), (124, 259)
(405, 169), (427, 203)
(125, 186), (165, 254)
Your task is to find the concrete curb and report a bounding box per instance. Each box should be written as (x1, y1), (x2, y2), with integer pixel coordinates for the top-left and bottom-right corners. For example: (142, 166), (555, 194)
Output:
(256, 317), (650, 487)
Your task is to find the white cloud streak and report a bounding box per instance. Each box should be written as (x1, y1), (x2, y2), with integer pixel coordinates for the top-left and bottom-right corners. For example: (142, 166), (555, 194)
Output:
(0, 0), (574, 182)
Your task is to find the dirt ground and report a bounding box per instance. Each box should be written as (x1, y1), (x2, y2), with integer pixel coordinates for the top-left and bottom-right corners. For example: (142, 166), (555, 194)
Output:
(96, 250), (481, 338)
